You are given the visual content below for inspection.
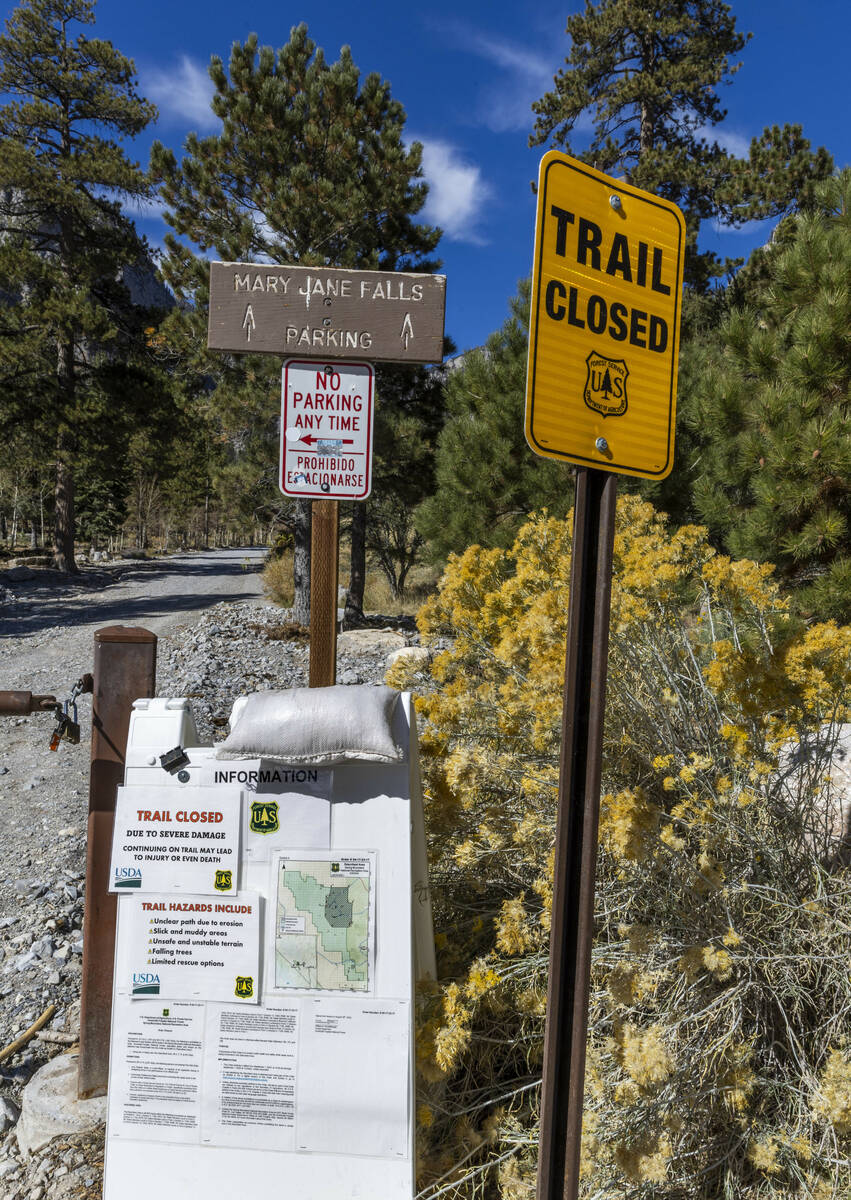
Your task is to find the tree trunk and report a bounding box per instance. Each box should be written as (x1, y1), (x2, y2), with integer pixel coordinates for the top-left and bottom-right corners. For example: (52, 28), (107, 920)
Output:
(292, 498), (311, 625)
(345, 502), (367, 624)
(53, 431), (77, 573)
(9, 484), (18, 551)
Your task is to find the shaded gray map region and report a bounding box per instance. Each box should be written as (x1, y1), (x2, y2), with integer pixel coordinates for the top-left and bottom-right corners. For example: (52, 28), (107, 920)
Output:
(324, 886), (353, 928)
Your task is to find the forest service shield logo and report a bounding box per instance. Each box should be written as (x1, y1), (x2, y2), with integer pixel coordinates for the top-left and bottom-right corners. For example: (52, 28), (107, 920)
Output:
(235, 976), (254, 999)
(584, 352), (629, 418)
(214, 870), (232, 892)
(249, 800), (280, 834)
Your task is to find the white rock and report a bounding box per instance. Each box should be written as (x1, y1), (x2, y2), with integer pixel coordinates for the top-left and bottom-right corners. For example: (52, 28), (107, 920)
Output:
(0, 1096), (20, 1132)
(385, 645), (431, 673)
(780, 723), (851, 864)
(337, 629), (406, 655)
(15, 1052), (106, 1156)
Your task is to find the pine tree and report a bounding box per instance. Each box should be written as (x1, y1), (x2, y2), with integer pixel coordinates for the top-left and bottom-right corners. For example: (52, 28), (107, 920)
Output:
(531, 0), (832, 289)
(361, 355), (451, 603)
(0, 0), (156, 570)
(689, 170), (851, 619)
(151, 24), (441, 624)
(416, 285), (570, 560)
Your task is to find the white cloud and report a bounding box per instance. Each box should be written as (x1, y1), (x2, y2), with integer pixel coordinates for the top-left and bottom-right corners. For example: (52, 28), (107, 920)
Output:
(418, 139), (491, 245)
(697, 124), (752, 158)
(711, 215), (775, 238)
(122, 195), (169, 222)
(464, 32), (552, 83)
(441, 24), (556, 134)
(144, 55), (216, 130)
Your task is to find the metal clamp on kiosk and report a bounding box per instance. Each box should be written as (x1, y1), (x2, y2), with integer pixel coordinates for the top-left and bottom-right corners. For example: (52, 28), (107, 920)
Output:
(103, 685), (434, 1200)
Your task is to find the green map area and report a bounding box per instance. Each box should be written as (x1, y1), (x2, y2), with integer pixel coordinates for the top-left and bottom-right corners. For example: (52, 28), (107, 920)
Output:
(275, 858), (371, 992)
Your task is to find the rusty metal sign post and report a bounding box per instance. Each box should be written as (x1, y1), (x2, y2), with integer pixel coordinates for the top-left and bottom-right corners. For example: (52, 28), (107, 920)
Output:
(207, 261), (446, 686)
(79, 626), (156, 1098)
(537, 467), (616, 1199)
(525, 151), (685, 1200)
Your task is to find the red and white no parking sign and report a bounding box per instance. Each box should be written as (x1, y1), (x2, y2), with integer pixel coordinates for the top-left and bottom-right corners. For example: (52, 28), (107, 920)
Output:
(279, 359), (375, 500)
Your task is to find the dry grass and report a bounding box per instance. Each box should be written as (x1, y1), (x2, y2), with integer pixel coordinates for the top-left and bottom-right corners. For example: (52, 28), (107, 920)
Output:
(248, 621), (309, 643)
(261, 551), (295, 607)
(261, 543), (441, 616)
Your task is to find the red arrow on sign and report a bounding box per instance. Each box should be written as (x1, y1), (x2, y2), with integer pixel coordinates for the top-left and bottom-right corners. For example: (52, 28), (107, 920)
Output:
(297, 435), (355, 447)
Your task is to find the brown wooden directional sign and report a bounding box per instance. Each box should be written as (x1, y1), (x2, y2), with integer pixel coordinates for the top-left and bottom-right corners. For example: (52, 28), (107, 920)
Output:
(207, 262), (446, 363)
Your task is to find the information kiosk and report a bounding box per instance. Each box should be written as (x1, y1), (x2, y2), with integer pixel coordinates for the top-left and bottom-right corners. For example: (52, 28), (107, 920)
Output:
(103, 688), (433, 1200)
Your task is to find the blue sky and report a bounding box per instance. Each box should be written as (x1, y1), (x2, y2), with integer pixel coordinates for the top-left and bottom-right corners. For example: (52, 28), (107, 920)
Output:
(9, 0), (849, 354)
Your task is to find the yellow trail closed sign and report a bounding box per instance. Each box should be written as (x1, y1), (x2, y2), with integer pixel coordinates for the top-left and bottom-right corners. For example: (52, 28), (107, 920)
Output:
(526, 151), (686, 480)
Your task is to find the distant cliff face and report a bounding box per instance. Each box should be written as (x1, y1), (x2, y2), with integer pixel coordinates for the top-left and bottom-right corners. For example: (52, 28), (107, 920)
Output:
(121, 259), (174, 311)
(0, 186), (174, 314)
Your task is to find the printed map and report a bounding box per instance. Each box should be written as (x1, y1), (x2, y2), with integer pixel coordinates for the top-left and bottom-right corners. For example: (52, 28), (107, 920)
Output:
(274, 855), (373, 992)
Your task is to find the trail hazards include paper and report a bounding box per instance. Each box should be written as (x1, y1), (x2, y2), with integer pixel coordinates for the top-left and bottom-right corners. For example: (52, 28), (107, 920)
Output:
(121, 892), (260, 1004)
(270, 852), (376, 994)
(526, 150), (686, 480)
(280, 361), (374, 501)
(109, 785), (241, 895)
(207, 262), (446, 363)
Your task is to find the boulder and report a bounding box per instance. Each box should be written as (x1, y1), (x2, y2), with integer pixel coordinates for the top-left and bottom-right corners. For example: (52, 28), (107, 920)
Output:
(16, 1052), (105, 1156)
(780, 723), (851, 865)
(385, 646), (431, 674)
(337, 629), (406, 656)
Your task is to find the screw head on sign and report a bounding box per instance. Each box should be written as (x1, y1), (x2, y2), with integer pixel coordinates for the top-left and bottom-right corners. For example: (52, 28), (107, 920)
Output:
(177, 770), (190, 783)
(595, 437), (609, 452)
(321, 482), (330, 493)
(609, 194), (622, 210)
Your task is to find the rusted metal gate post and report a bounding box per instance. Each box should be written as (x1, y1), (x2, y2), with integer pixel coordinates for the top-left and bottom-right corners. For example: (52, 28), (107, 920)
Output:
(309, 500), (339, 688)
(78, 626), (156, 1099)
(537, 467), (618, 1200)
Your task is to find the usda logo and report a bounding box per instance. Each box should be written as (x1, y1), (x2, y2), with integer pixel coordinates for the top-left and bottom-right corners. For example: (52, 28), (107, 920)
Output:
(114, 866), (142, 889)
(132, 972), (160, 996)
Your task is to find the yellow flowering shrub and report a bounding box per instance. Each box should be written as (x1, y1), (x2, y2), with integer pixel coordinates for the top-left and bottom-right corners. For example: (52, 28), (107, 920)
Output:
(396, 497), (851, 1199)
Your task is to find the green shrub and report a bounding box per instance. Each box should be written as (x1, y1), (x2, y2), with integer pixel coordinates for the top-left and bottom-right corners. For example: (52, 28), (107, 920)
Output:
(390, 497), (851, 1199)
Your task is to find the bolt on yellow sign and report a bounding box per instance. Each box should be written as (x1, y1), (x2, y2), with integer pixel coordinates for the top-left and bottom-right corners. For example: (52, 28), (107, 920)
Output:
(525, 151), (686, 479)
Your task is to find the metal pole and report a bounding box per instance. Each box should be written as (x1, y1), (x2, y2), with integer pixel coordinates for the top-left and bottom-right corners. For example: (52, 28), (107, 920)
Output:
(537, 467), (618, 1200)
(309, 499), (339, 688)
(78, 626), (156, 1099)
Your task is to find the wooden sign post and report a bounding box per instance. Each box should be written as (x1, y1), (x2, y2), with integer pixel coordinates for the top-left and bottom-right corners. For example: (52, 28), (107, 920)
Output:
(207, 262), (446, 685)
(525, 151), (685, 1199)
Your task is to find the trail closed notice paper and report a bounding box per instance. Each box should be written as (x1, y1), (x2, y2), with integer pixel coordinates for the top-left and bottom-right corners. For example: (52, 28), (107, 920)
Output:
(109, 785), (241, 895)
(120, 892), (261, 1004)
(269, 851), (376, 995)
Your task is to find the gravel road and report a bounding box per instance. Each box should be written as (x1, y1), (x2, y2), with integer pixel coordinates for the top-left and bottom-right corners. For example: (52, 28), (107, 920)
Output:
(0, 547), (267, 685)
(0, 548), (420, 1198)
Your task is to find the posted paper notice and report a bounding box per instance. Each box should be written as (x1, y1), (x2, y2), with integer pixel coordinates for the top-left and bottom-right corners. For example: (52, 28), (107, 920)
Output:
(120, 892), (261, 1004)
(298, 998), (410, 1158)
(201, 1004), (300, 1151)
(109, 785), (241, 894)
(199, 764), (332, 859)
(110, 1000), (204, 1144)
(269, 852), (376, 995)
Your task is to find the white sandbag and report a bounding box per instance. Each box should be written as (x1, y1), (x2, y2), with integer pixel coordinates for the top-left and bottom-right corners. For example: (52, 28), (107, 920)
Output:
(215, 684), (405, 765)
